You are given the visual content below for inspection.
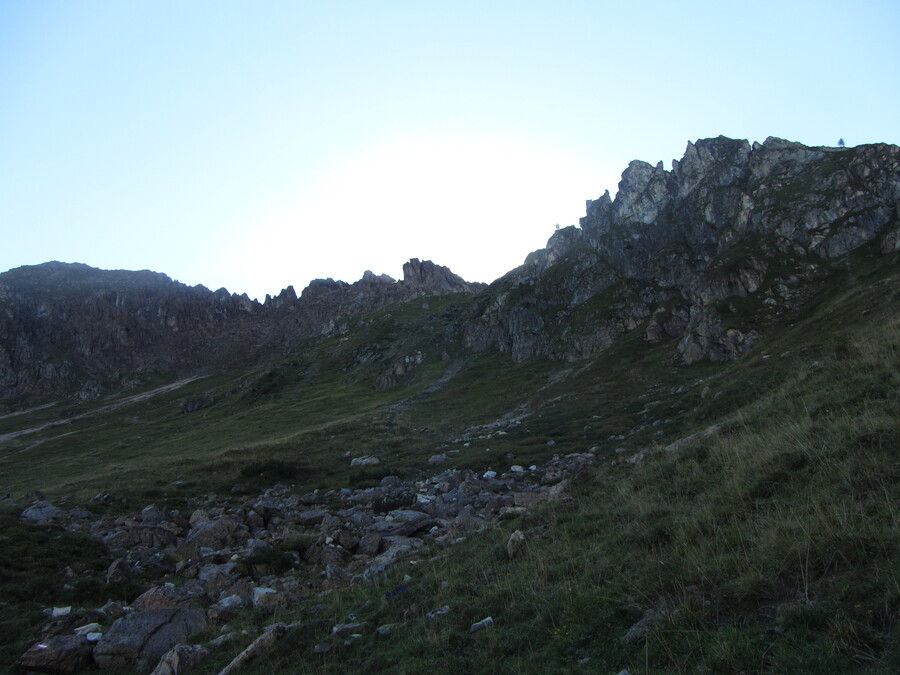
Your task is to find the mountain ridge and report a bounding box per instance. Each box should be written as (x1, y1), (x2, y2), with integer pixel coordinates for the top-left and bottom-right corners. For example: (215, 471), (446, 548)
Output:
(1, 135), (899, 673)
(464, 135), (900, 362)
(2, 135), (898, 403)
(0, 258), (484, 402)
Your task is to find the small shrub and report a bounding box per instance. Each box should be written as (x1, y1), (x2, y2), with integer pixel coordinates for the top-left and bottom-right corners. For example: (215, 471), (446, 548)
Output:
(240, 460), (303, 481)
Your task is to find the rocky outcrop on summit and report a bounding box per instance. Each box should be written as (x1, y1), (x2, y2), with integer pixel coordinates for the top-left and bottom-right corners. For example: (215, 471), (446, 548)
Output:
(285, 259), (485, 340)
(465, 136), (900, 363)
(402, 258), (485, 295)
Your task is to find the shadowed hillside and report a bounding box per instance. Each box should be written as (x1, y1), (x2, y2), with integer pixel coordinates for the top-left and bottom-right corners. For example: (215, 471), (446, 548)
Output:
(1, 136), (898, 673)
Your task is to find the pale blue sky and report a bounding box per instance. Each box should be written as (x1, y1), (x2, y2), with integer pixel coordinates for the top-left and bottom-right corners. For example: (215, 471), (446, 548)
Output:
(2, 1), (898, 299)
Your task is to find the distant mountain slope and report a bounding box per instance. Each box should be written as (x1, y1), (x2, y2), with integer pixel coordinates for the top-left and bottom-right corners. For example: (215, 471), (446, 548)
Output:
(0, 259), (483, 401)
(2, 136), (897, 402)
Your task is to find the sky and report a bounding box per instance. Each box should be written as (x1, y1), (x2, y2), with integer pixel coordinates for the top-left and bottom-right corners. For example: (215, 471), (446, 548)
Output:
(1, 1), (898, 300)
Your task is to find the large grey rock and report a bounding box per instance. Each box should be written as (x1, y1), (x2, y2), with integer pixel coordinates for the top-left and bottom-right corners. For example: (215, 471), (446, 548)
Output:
(207, 594), (245, 621)
(622, 611), (666, 644)
(103, 523), (179, 551)
(196, 562), (238, 590)
(141, 504), (164, 526)
(17, 634), (93, 674)
(507, 530), (526, 559)
(21, 500), (64, 524)
(356, 532), (382, 556)
(372, 509), (433, 536)
(296, 508), (328, 526)
(331, 621), (367, 638)
(361, 537), (424, 581)
(93, 608), (207, 670)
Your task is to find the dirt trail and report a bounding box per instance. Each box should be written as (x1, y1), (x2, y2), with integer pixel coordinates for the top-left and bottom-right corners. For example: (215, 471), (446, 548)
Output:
(0, 377), (203, 445)
(386, 357), (468, 416)
(0, 402), (57, 421)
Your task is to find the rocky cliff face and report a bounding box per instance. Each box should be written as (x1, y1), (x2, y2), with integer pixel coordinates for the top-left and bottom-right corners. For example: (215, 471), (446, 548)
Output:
(464, 136), (900, 363)
(0, 263), (279, 401)
(0, 259), (484, 401)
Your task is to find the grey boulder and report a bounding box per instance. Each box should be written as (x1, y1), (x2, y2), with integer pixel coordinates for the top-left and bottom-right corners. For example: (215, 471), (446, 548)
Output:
(93, 608), (206, 670)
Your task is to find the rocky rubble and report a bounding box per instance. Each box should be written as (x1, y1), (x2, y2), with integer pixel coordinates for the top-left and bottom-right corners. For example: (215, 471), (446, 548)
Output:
(15, 451), (594, 673)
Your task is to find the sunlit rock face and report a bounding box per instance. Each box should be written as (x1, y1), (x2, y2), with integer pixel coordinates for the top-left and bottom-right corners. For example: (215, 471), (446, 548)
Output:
(463, 136), (900, 363)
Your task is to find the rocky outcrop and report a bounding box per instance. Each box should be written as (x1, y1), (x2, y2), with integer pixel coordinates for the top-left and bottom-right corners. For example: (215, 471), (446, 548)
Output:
(464, 137), (900, 363)
(0, 264), (272, 401)
(401, 258), (486, 295)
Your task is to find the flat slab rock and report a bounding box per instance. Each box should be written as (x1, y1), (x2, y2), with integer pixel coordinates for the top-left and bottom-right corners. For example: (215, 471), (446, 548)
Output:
(372, 509), (432, 536)
(21, 500), (65, 524)
(93, 608), (207, 670)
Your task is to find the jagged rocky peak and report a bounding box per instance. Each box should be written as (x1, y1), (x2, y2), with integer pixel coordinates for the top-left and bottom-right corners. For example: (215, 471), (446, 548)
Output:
(524, 226), (583, 273)
(299, 278), (349, 300)
(0, 263), (276, 401)
(263, 285), (298, 309)
(576, 135), (900, 261)
(465, 135), (900, 365)
(401, 258), (486, 293)
(359, 270), (396, 285)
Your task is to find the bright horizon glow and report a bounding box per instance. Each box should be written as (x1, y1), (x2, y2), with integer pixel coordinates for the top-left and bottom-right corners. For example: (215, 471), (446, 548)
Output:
(213, 130), (614, 298)
(1, 1), (898, 300)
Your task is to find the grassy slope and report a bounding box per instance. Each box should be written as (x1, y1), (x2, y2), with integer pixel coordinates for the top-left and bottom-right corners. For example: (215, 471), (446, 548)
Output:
(213, 254), (896, 674)
(0, 254), (898, 672)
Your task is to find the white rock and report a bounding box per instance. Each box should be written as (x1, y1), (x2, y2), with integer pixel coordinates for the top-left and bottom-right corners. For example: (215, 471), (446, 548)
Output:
(350, 455), (380, 467)
(74, 622), (102, 635)
(469, 616), (494, 633)
(252, 587), (277, 607)
(425, 605), (450, 619)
